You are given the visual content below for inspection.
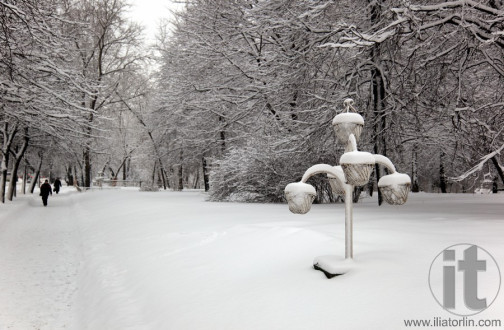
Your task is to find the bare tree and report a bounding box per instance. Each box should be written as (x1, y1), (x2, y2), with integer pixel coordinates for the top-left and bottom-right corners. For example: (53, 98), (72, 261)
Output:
(63, 0), (144, 187)
(1, 0), (94, 202)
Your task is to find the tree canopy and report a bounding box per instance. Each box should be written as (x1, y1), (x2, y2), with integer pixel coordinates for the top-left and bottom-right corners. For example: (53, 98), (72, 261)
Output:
(1, 0), (503, 203)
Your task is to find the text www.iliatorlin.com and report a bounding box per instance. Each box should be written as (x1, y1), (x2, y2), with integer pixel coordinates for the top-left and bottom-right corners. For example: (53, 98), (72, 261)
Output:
(404, 317), (502, 328)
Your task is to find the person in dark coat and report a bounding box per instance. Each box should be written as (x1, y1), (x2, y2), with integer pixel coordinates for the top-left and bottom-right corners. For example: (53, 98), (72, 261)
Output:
(40, 179), (52, 206)
(53, 178), (62, 194)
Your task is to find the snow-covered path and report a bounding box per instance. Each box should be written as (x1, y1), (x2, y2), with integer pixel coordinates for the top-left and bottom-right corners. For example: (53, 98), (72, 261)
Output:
(0, 189), (503, 329)
(0, 190), (82, 329)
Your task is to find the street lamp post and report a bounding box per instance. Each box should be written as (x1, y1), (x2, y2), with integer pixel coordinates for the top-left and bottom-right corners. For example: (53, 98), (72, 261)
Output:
(284, 99), (411, 278)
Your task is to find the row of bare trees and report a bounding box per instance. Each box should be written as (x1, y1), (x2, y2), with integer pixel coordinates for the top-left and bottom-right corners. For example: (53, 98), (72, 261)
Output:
(154, 0), (504, 202)
(0, 0), (155, 203)
(1, 0), (91, 202)
(3, 0), (502, 204)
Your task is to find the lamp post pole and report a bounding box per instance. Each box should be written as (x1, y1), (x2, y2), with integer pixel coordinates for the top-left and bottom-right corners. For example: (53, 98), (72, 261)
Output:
(344, 183), (353, 259)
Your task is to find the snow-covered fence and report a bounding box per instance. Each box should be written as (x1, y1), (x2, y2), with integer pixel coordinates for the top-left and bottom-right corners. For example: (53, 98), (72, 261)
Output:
(92, 179), (143, 189)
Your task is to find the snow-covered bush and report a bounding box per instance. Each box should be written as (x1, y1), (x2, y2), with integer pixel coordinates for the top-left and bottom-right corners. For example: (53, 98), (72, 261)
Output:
(208, 136), (338, 203)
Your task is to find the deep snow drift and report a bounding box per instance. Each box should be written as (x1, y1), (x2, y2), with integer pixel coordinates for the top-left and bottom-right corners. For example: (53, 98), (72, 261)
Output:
(0, 188), (503, 329)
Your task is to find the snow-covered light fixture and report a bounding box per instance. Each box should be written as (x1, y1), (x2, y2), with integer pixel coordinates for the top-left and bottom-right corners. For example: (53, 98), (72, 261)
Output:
(332, 98), (364, 148)
(373, 155), (411, 205)
(378, 173), (411, 205)
(284, 182), (316, 214)
(284, 98), (410, 278)
(339, 134), (375, 186)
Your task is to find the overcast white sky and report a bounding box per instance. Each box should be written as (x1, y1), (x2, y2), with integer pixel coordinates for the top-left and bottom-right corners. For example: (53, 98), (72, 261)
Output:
(127, 0), (184, 42)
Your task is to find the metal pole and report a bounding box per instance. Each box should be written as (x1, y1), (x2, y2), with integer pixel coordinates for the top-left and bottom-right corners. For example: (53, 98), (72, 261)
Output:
(344, 183), (354, 259)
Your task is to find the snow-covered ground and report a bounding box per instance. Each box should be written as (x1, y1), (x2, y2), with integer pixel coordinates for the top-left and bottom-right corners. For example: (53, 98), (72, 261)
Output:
(0, 188), (503, 329)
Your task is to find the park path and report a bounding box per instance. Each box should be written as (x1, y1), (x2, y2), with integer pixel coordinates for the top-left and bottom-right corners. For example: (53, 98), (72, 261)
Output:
(0, 190), (83, 329)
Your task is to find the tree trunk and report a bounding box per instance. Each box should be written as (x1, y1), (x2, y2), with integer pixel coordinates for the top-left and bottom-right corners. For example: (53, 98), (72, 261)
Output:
(439, 151), (447, 193)
(84, 90), (97, 189)
(159, 162), (168, 190)
(7, 155), (19, 201)
(22, 165), (27, 195)
(1, 122), (18, 203)
(219, 116), (226, 153)
(0, 157), (9, 204)
(371, 61), (386, 205)
(177, 150), (183, 191)
(7, 129), (29, 201)
(490, 156), (504, 185)
(158, 168), (165, 188)
(146, 131), (167, 190)
(367, 171), (374, 197)
(352, 186), (362, 203)
(73, 165), (82, 192)
(123, 157), (129, 180)
(66, 164), (74, 186)
(202, 157), (210, 192)
(151, 161), (157, 187)
(29, 171), (39, 194)
(193, 168), (200, 189)
(411, 144), (420, 192)
(114, 156), (129, 180)
(143, 133), (167, 188)
(370, 0), (386, 205)
(29, 155), (43, 194)
(177, 166), (183, 191)
(83, 146), (91, 187)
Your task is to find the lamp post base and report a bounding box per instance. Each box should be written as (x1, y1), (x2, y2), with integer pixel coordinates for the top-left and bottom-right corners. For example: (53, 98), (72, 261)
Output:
(313, 255), (355, 278)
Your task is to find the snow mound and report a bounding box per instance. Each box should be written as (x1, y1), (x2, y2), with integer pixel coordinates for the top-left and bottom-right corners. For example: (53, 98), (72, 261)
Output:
(313, 256), (358, 275)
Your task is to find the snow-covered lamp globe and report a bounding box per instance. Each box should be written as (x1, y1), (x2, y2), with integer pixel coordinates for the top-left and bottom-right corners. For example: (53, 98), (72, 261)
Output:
(332, 98), (364, 147)
(339, 135), (375, 186)
(378, 173), (411, 205)
(284, 182), (317, 214)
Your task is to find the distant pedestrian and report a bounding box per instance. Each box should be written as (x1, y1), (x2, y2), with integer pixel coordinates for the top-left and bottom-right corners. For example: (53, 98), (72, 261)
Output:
(54, 178), (62, 194)
(40, 179), (52, 207)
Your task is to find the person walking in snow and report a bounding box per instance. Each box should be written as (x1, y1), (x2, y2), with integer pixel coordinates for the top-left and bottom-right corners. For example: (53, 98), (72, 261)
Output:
(53, 178), (62, 194)
(40, 179), (52, 207)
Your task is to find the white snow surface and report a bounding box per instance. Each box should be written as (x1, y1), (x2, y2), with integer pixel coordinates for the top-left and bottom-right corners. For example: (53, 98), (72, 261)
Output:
(340, 150), (375, 164)
(1, 188), (504, 329)
(332, 112), (364, 125)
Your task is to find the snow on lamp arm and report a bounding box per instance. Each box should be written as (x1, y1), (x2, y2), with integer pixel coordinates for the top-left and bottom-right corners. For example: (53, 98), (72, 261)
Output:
(284, 98), (411, 278)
